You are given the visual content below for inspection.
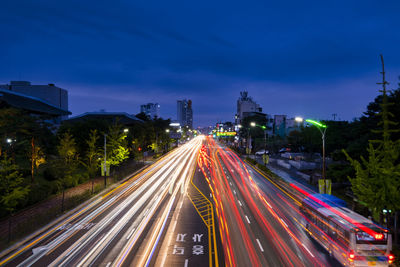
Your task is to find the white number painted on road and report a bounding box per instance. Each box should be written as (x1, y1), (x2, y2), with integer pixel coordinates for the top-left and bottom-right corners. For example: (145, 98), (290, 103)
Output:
(192, 245), (204, 255)
(176, 233), (187, 242)
(192, 233), (203, 242)
(172, 244), (185, 255)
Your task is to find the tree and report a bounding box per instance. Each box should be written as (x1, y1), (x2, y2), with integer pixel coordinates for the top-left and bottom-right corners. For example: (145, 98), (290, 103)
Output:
(28, 137), (46, 183)
(344, 56), (400, 225)
(82, 129), (100, 194)
(0, 155), (30, 242)
(57, 132), (79, 212)
(106, 123), (129, 169)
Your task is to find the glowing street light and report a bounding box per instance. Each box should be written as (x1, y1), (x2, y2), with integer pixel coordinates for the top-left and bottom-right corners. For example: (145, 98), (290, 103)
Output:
(165, 129), (170, 133)
(123, 128), (129, 133)
(305, 119), (328, 193)
(250, 123), (268, 164)
(295, 117), (304, 123)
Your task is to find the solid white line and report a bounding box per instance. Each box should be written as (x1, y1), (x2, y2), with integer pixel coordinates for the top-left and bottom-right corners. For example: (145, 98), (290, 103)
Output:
(184, 259), (189, 267)
(256, 239), (264, 252)
(106, 262), (111, 267)
(126, 228), (136, 240)
(245, 216), (250, 224)
(172, 221), (177, 232)
(238, 200), (242, 206)
(302, 243), (315, 257)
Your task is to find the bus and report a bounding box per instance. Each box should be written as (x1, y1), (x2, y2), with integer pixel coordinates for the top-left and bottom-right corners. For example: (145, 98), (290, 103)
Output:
(300, 194), (394, 266)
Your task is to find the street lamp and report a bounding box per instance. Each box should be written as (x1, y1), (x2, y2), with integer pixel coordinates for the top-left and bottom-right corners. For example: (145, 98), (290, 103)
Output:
(305, 119), (328, 193)
(123, 128), (129, 133)
(295, 117), (304, 123)
(251, 122), (268, 165)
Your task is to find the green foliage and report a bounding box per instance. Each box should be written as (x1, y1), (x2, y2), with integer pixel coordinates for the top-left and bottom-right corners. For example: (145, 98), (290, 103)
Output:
(82, 129), (100, 180)
(344, 68), (400, 220)
(106, 123), (129, 167)
(55, 132), (79, 189)
(326, 163), (354, 183)
(0, 156), (30, 213)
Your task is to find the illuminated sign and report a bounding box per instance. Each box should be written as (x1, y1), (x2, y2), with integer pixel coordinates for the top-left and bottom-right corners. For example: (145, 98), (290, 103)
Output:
(216, 132), (236, 136)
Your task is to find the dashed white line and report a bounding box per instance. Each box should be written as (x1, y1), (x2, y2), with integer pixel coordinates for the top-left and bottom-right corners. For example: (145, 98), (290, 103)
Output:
(233, 190), (236, 195)
(184, 259), (189, 267)
(256, 239), (264, 252)
(229, 182), (232, 186)
(106, 262), (111, 267)
(302, 243), (315, 257)
(280, 218), (288, 228)
(126, 227), (136, 239)
(245, 215), (251, 224)
(238, 200), (242, 206)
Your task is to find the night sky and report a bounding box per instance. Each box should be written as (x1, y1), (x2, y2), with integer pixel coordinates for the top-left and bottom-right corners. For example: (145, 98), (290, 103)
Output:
(1, 0), (400, 126)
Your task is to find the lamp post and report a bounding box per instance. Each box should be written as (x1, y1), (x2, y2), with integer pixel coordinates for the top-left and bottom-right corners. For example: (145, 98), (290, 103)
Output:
(305, 119), (328, 193)
(247, 122), (256, 155)
(251, 122), (268, 165)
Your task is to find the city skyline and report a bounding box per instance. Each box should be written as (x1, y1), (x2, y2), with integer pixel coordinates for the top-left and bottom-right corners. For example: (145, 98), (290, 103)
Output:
(1, 0), (400, 126)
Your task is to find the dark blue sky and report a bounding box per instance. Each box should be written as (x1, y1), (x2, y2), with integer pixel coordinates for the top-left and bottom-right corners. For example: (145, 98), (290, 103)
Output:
(1, 0), (400, 126)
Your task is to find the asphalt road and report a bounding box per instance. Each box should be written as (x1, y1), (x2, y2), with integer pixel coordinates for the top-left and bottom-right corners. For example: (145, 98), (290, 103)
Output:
(202, 137), (342, 267)
(0, 137), (210, 267)
(1, 135), (344, 267)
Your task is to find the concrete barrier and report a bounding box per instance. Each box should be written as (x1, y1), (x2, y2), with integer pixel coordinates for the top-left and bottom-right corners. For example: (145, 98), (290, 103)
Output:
(277, 159), (291, 169)
(296, 171), (311, 182)
(288, 160), (316, 170)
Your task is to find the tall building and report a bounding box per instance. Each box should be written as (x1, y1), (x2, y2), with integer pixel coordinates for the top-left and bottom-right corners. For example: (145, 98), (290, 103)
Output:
(140, 103), (160, 119)
(0, 81), (69, 122)
(177, 99), (193, 128)
(235, 91), (262, 125)
(273, 115), (287, 137)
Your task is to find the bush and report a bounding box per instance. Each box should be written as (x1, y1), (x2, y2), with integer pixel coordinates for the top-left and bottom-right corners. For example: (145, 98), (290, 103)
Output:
(326, 163), (354, 183)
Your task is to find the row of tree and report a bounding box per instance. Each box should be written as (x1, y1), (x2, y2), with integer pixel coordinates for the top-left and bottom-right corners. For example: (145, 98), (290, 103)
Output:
(0, 110), (174, 220)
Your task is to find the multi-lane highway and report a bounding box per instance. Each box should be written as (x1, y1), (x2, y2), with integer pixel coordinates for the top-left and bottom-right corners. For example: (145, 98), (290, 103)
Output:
(200, 136), (341, 267)
(1, 135), (345, 267)
(0, 137), (213, 267)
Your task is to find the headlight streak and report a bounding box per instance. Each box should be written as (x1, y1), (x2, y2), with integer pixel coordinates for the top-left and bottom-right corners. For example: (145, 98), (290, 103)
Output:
(48, 146), (193, 266)
(8, 145), (187, 267)
(113, 138), (202, 267)
(18, 138), (200, 267)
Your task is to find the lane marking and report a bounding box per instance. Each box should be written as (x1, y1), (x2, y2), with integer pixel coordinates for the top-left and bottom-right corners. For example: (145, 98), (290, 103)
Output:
(245, 215), (250, 224)
(184, 259), (189, 267)
(280, 218), (288, 228)
(126, 227), (136, 240)
(106, 262), (111, 267)
(238, 200), (242, 206)
(302, 243), (315, 257)
(233, 190), (236, 195)
(256, 239), (264, 252)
